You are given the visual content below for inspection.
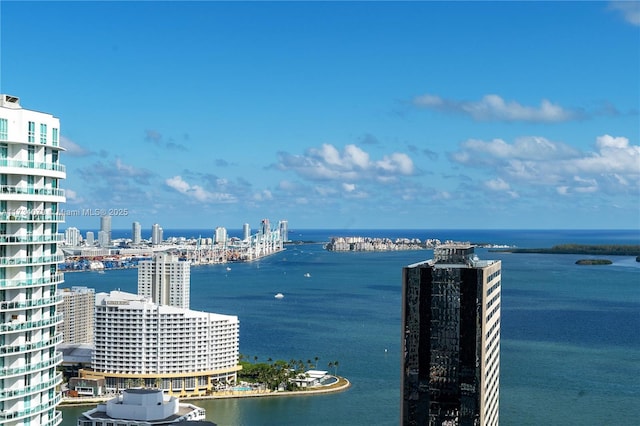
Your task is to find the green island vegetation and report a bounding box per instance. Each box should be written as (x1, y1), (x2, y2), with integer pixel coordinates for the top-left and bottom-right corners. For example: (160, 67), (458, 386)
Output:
(238, 354), (339, 391)
(490, 244), (640, 256)
(575, 259), (613, 265)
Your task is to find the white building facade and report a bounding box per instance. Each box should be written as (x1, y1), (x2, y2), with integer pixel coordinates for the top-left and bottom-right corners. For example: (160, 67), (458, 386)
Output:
(99, 216), (111, 247)
(151, 224), (162, 246)
(88, 291), (240, 393)
(0, 94), (65, 426)
(64, 227), (80, 246)
(137, 253), (190, 309)
(131, 221), (141, 245)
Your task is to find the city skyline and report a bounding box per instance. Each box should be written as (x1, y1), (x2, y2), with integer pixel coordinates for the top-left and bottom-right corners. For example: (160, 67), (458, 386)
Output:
(1, 1), (638, 230)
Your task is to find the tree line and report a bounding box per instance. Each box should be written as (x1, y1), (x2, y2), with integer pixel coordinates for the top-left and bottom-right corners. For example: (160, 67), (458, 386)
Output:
(238, 354), (339, 391)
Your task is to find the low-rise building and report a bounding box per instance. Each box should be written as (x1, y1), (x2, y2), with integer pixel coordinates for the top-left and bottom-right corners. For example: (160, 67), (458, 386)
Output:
(77, 389), (206, 426)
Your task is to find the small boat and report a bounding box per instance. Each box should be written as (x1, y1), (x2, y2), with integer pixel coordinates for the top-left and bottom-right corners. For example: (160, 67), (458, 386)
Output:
(226, 267), (231, 271)
(274, 293), (284, 299)
(304, 273), (311, 278)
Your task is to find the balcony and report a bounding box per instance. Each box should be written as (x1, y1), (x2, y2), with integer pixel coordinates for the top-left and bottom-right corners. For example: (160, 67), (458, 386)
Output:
(0, 185), (64, 197)
(0, 159), (66, 173)
(0, 392), (62, 420)
(0, 372), (62, 400)
(0, 352), (62, 377)
(42, 410), (63, 426)
(0, 274), (64, 289)
(0, 294), (62, 311)
(0, 254), (64, 267)
(0, 234), (65, 244)
(0, 313), (63, 333)
(0, 212), (65, 222)
(0, 334), (63, 356)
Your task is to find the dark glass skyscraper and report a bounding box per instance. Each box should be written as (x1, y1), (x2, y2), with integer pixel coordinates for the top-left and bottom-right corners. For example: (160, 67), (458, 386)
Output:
(401, 244), (501, 426)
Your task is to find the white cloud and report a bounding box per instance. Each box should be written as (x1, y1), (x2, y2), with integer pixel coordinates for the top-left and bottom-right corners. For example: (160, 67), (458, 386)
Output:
(453, 136), (580, 166)
(61, 136), (91, 156)
(451, 134), (640, 195)
(609, 1), (640, 26)
(484, 178), (511, 191)
(414, 93), (578, 122)
(165, 175), (236, 203)
(342, 183), (356, 192)
(276, 143), (416, 182)
(166, 176), (190, 193)
(252, 190), (273, 201)
(64, 188), (80, 202)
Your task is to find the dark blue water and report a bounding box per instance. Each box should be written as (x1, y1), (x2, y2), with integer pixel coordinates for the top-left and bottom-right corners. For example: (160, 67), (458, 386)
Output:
(59, 230), (640, 425)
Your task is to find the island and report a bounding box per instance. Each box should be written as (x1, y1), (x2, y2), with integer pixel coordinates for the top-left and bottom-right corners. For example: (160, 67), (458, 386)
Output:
(490, 244), (640, 256)
(575, 259), (613, 265)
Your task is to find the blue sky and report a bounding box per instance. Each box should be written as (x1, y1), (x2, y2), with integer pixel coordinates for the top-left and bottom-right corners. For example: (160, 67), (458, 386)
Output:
(1, 1), (638, 231)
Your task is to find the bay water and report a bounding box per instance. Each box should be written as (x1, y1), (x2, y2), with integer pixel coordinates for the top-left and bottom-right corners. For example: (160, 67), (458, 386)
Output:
(58, 229), (640, 425)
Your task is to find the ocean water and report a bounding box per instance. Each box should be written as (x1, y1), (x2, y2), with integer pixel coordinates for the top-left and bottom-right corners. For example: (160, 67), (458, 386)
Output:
(58, 229), (640, 425)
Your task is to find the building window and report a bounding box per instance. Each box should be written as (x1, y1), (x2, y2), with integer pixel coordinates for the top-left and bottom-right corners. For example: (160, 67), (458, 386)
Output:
(52, 128), (59, 146)
(40, 123), (47, 144)
(0, 118), (7, 140)
(28, 121), (35, 142)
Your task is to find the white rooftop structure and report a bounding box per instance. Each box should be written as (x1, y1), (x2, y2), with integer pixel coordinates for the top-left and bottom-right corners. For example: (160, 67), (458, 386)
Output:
(77, 389), (205, 426)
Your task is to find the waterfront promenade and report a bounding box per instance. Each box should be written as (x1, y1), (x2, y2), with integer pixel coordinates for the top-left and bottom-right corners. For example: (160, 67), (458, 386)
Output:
(59, 376), (351, 407)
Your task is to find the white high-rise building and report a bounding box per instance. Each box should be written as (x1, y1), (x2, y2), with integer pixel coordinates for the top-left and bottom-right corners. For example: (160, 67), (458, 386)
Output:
(151, 223), (162, 245)
(279, 220), (289, 242)
(137, 253), (190, 309)
(131, 221), (141, 244)
(97, 230), (109, 248)
(242, 223), (250, 241)
(58, 286), (94, 344)
(214, 227), (227, 245)
(85, 231), (94, 246)
(64, 226), (81, 246)
(89, 291), (240, 393)
(0, 94), (65, 426)
(99, 215), (111, 246)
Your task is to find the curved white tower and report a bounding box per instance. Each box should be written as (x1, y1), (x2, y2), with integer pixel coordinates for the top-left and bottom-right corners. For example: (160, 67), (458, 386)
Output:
(0, 95), (65, 426)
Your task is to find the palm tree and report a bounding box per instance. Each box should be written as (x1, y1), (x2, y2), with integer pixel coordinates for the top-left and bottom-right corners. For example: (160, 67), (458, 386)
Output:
(328, 361), (334, 375)
(314, 356), (319, 369)
(333, 361), (339, 376)
(254, 355), (258, 364)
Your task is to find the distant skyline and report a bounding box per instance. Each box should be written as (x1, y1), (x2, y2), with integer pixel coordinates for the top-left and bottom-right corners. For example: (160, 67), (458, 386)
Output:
(1, 1), (638, 230)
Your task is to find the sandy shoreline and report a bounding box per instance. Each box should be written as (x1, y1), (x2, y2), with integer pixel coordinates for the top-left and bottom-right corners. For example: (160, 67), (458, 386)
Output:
(59, 376), (351, 407)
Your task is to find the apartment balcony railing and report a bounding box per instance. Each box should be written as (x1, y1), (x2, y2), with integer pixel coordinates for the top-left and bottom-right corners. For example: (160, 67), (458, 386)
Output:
(0, 274), (64, 289)
(0, 159), (66, 173)
(0, 313), (63, 334)
(0, 234), (65, 244)
(0, 254), (64, 266)
(0, 185), (64, 197)
(43, 410), (63, 426)
(0, 334), (62, 355)
(0, 352), (62, 377)
(0, 212), (65, 222)
(0, 373), (62, 400)
(0, 294), (62, 311)
(0, 392), (62, 420)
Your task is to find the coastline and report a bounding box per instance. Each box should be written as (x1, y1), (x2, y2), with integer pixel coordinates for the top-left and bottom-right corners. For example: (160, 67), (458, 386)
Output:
(59, 376), (351, 407)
